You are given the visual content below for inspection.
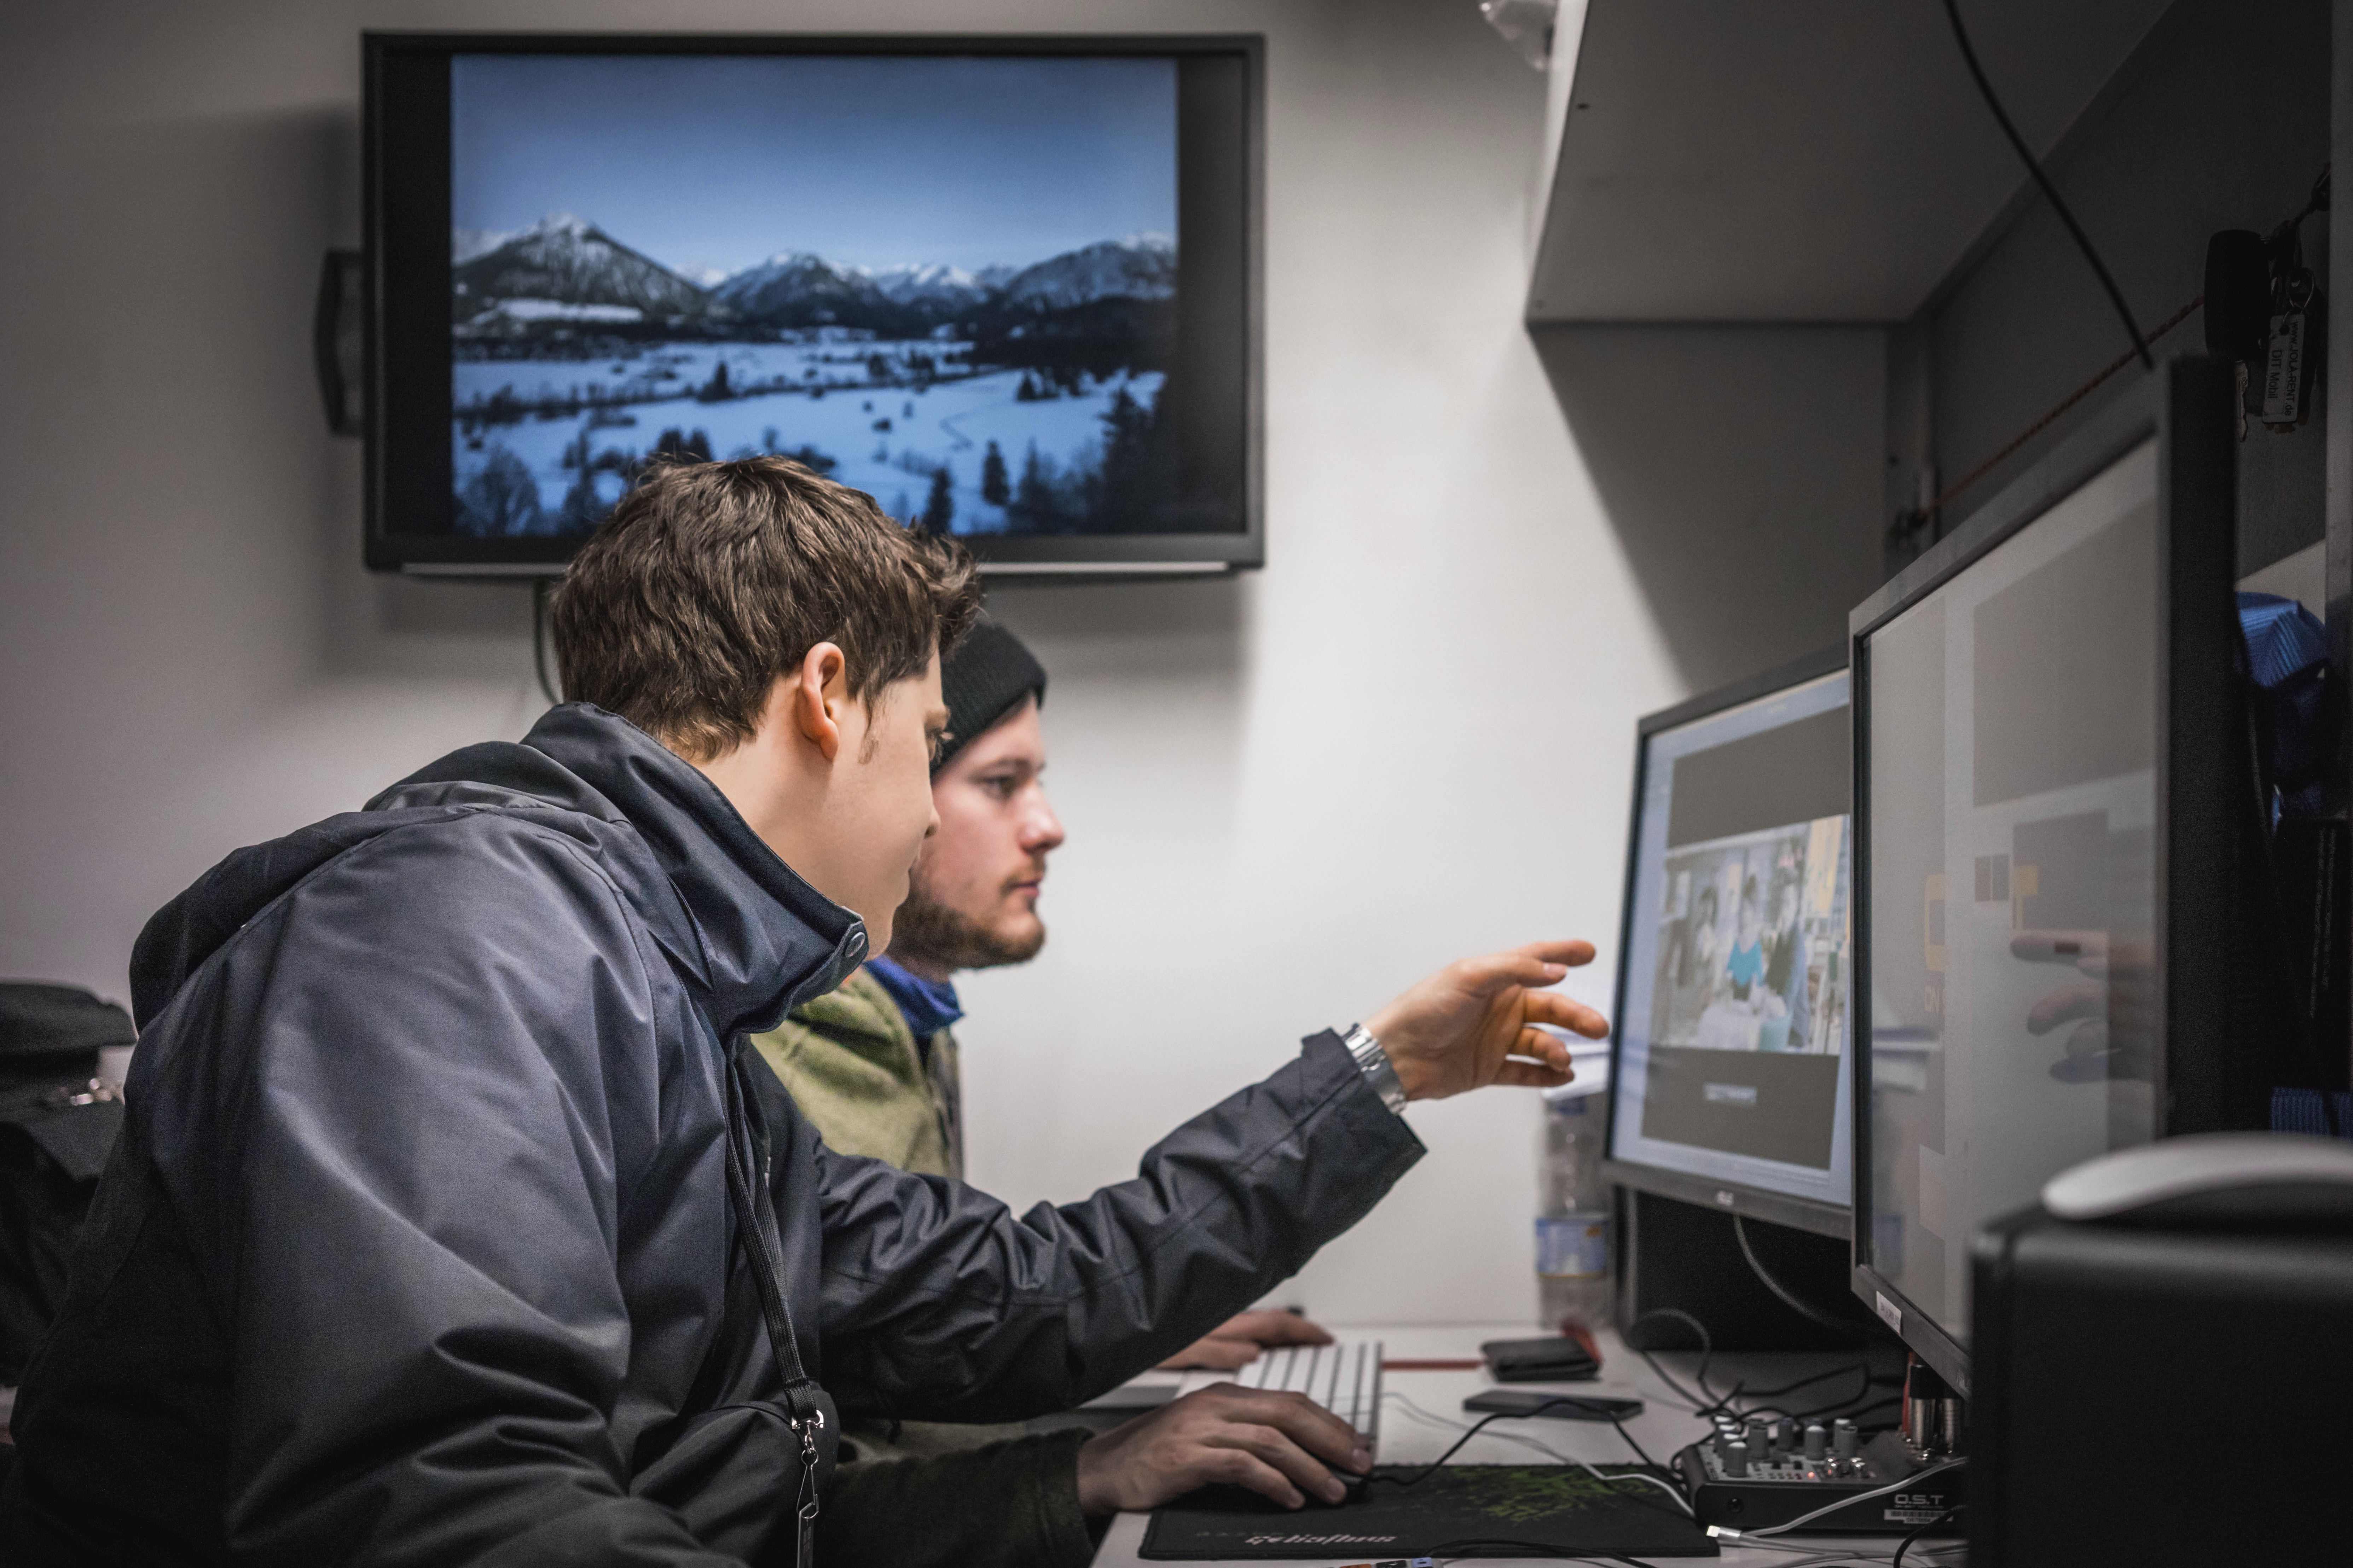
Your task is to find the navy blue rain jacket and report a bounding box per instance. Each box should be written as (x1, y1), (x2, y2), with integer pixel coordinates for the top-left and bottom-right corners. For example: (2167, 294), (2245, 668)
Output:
(0, 705), (1423, 1566)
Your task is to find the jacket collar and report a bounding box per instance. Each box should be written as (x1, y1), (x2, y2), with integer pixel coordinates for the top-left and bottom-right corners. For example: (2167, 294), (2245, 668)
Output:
(524, 705), (869, 1039)
(379, 704), (868, 1041)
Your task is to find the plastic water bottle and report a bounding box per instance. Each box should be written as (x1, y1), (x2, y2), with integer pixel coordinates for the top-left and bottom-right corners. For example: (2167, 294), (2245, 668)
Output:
(1536, 1043), (1614, 1333)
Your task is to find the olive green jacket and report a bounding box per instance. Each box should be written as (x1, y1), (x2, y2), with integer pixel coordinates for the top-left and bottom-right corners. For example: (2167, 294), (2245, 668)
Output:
(749, 966), (962, 1180)
(751, 970), (1100, 1568)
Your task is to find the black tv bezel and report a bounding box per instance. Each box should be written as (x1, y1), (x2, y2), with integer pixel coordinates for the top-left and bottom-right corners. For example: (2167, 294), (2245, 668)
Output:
(1845, 359), (2243, 1395)
(1597, 643), (1855, 1243)
(361, 30), (1265, 578)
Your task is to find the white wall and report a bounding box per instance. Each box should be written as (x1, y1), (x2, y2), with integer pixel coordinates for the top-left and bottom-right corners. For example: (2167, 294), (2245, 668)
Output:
(0, 0), (1885, 1323)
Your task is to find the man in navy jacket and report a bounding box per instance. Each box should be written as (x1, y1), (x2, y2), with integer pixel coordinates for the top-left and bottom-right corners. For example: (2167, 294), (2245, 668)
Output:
(0, 456), (1604, 1566)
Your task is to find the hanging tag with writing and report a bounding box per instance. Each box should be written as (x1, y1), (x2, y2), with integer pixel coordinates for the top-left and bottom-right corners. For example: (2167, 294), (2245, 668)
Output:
(2262, 312), (2306, 426)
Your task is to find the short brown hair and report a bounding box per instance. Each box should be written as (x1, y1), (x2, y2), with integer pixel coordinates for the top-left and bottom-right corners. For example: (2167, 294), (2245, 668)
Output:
(552, 456), (980, 761)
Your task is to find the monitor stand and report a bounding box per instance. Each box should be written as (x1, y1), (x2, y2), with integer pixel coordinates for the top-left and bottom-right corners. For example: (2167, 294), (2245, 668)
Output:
(1617, 1189), (1872, 1351)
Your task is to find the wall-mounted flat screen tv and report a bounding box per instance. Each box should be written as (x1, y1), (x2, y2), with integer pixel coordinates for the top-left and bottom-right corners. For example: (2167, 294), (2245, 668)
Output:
(364, 34), (1263, 575)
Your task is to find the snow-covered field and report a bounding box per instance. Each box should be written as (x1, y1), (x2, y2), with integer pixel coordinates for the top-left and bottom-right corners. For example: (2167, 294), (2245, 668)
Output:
(451, 338), (1159, 535)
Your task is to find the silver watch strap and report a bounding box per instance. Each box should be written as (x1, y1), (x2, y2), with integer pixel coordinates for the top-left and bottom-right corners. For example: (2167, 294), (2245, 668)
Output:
(1342, 1023), (1407, 1114)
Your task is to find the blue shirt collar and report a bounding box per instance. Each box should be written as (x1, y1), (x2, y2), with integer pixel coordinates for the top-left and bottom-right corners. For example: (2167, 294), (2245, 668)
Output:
(865, 955), (964, 1037)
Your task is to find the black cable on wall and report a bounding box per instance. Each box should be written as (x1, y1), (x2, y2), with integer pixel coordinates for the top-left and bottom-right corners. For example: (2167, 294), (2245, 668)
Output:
(1941, 0), (2154, 370)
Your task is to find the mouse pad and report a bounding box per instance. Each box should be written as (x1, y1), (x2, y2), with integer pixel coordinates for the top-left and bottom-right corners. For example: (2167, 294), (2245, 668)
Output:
(1139, 1463), (1718, 1559)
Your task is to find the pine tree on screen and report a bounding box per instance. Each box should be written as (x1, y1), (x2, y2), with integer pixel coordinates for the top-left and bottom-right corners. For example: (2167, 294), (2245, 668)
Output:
(922, 466), (954, 532)
(980, 441), (1009, 507)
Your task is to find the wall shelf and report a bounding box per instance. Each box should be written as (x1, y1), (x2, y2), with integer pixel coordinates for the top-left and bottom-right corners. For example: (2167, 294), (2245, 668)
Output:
(1527, 0), (2180, 324)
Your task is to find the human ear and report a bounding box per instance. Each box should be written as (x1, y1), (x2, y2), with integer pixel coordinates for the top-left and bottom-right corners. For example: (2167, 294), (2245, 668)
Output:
(791, 642), (850, 762)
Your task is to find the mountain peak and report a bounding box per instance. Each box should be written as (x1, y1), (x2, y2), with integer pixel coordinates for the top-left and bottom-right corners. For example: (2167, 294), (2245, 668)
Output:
(998, 237), (1177, 310)
(452, 215), (709, 318)
(530, 211), (599, 240)
(871, 260), (985, 304)
(714, 250), (897, 327)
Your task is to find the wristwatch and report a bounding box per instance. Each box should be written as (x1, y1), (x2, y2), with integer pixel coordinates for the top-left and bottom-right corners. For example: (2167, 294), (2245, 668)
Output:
(1342, 1023), (1407, 1114)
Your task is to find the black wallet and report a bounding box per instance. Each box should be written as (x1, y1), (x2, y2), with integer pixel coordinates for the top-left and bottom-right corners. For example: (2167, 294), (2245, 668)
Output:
(1480, 1334), (1600, 1382)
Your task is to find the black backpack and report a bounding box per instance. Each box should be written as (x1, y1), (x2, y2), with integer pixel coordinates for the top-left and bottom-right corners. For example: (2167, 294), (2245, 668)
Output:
(0, 983), (132, 1386)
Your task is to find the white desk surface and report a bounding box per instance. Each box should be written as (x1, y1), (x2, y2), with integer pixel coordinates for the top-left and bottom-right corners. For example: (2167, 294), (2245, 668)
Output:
(1089, 1323), (1961, 1568)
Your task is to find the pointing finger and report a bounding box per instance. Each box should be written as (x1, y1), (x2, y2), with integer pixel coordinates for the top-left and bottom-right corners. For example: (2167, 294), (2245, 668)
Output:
(1522, 991), (1609, 1038)
(1455, 951), (1574, 994)
(1512, 1026), (1574, 1073)
(1491, 1059), (1576, 1089)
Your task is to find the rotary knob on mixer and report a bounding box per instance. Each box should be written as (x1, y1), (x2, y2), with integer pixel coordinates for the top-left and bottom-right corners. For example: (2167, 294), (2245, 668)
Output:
(1724, 1439), (1750, 1478)
(1803, 1421), (1828, 1461)
(1834, 1418), (1860, 1460)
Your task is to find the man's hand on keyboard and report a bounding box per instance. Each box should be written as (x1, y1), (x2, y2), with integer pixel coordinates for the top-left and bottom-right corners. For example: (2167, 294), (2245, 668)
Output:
(1075, 1384), (1373, 1516)
(1366, 939), (1609, 1102)
(1155, 1309), (1333, 1370)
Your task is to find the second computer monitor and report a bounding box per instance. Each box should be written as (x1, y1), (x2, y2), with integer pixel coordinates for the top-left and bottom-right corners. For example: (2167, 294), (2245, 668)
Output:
(1601, 649), (1854, 1239)
(1849, 359), (2263, 1394)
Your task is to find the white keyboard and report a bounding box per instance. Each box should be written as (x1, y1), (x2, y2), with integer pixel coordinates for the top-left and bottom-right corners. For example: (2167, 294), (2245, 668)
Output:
(1230, 1338), (1384, 1450)
(1079, 1337), (1386, 1455)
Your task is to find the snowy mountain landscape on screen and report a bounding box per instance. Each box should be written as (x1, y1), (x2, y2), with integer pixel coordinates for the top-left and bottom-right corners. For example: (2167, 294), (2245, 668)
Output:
(452, 214), (1172, 337)
(450, 216), (1183, 543)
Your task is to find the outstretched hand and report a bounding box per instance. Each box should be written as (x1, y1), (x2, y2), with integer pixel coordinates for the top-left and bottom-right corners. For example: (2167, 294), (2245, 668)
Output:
(1074, 1383), (1372, 1516)
(1365, 940), (1608, 1102)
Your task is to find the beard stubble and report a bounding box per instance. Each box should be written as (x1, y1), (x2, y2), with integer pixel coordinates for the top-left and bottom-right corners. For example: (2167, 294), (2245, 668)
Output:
(887, 871), (1047, 973)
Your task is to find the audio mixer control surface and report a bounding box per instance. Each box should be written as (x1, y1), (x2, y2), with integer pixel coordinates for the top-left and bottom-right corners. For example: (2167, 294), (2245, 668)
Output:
(1675, 1416), (1965, 1534)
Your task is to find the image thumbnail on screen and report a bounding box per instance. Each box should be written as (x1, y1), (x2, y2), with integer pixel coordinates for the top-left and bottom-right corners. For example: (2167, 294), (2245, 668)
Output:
(1649, 814), (1849, 1061)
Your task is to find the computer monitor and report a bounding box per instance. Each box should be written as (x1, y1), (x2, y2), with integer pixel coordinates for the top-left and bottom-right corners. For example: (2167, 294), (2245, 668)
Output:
(1847, 359), (2272, 1394)
(363, 32), (1263, 576)
(1600, 647), (1855, 1241)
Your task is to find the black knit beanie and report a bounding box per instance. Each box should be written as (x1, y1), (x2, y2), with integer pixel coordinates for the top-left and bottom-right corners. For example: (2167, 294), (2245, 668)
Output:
(936, 615), (1047, 773)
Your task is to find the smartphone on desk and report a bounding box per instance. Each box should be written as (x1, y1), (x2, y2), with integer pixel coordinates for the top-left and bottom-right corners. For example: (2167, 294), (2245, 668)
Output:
(1480, 1334), (1599, 1383)
(1463, 1389), (1644, 1421)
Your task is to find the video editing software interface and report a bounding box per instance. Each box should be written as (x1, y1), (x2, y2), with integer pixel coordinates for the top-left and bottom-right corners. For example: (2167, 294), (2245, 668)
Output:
(1609, 670), (1854, 1209)
(1862, 438), (2162, 1350)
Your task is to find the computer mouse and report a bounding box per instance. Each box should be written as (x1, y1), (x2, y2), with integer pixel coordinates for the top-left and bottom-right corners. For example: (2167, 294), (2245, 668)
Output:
(2042, 1133), (2353, 1226)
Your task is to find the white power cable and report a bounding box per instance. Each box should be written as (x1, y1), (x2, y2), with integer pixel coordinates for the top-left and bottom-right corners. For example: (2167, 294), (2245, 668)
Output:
(1720, 1539), (1968, 1565)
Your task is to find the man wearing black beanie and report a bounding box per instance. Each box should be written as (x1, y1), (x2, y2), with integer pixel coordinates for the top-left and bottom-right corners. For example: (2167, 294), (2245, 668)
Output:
(751, 615), (1325, 1361)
